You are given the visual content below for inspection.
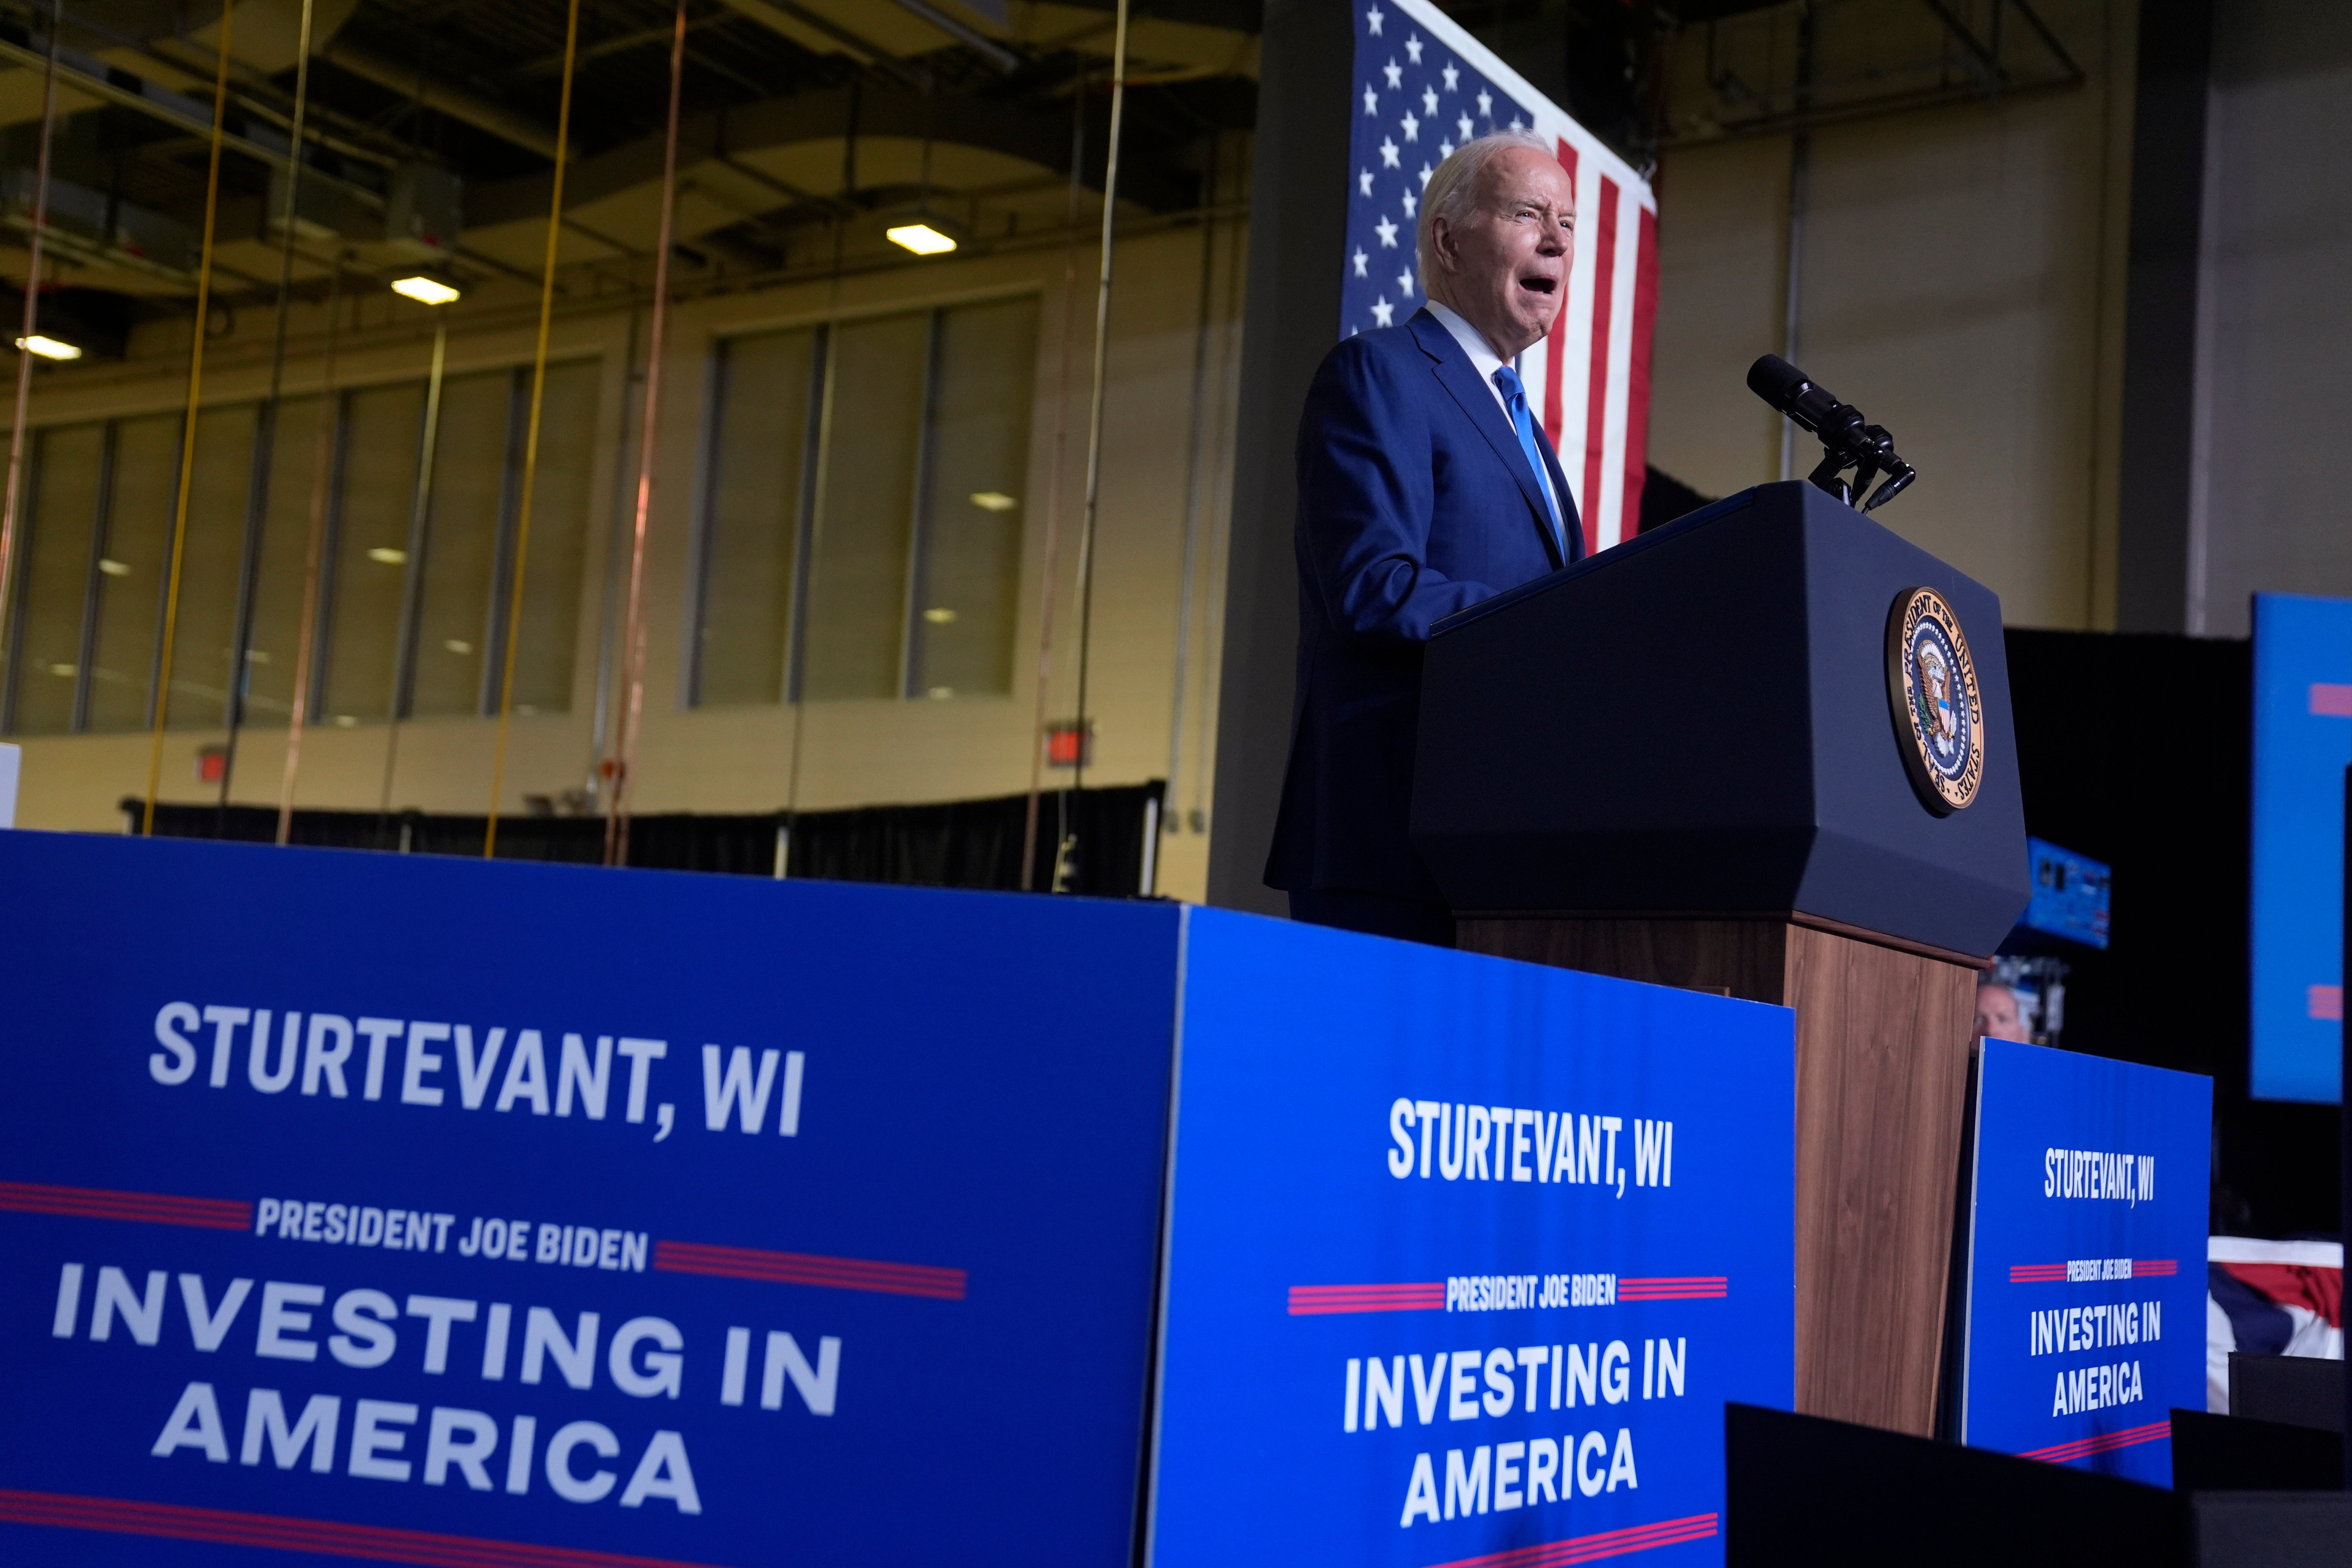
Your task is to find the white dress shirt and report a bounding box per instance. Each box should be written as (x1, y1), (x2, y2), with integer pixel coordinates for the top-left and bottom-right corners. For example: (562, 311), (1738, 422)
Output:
(1420, 301), (1566, 526)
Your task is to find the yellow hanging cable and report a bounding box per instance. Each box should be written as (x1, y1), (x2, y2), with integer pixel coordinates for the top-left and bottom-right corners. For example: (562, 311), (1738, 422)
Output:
(603, 0), (688, 870)
(485, 0), (580, 859)
(275, 258), (344, 844)
(217, 0), (317, 813)
(0, 0), (64, 677)
(141, 1), (236, 837)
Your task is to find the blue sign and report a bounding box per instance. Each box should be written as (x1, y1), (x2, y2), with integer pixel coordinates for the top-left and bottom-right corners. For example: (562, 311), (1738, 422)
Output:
(2250, 591), (2352, 1102)
(1953, 1039), (2210, 1484)
(1151, 913), (1797, 1567)
(0, 831), (1179, 1566)
(2020, 838), (2109, 950)
(0, 830), (1798, 1566)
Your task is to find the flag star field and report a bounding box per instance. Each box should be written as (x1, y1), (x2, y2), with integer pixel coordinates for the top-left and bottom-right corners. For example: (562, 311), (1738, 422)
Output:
(1342, 5), (1537, 339)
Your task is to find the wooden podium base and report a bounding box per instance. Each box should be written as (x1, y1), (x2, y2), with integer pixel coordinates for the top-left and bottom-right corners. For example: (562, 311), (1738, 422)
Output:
(1456, 912), (1978, 1436)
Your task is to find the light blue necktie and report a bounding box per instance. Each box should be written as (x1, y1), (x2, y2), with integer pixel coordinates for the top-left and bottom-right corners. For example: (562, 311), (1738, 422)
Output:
(1491, 365), (1564, 557)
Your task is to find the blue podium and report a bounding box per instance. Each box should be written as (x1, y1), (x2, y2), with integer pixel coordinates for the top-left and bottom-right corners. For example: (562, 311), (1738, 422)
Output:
(1416, 481), (2031, 1437)
(0, 830), (1793, 1567)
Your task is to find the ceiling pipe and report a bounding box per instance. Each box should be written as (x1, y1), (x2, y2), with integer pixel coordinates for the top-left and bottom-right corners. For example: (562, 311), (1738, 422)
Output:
(318, 38), (572, 162)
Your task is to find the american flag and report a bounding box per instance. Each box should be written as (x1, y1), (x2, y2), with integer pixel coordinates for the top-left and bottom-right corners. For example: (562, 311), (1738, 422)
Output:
(1343, 0), (1660, 551)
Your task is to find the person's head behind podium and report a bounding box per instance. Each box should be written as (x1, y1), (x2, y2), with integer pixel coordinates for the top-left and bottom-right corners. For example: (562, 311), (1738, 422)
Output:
(1975, 980), (2025, 1042)
(1417, 130), (1577, 361)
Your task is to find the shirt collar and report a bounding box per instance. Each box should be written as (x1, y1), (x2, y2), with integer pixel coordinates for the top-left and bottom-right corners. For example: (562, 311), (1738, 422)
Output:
(1423, 300), (1511, 382)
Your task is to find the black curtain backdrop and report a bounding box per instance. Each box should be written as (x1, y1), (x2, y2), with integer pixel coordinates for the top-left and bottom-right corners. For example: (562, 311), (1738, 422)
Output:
(2005, 629), (2333, 1239)
(1637, 465), (1715, 534)
(124, 782), (1167, 900)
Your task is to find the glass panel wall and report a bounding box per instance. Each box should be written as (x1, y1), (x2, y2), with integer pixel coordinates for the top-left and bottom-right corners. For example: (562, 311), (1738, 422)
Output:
(693, 328), (815, 706)
(242, 395), (327, 723)
(804, 311), (927, 701)
(0, 358), (602, 736)
(320, 383), (424, 726)
(410, 369), (514, 719)
(87, 413), (177, 732)
(506, 358), (599, 716)
(159, 403), (258, 728)
(910, 296), (1037, 700)
(693, 296), (1038, 708)
(7, 422), (105, 735)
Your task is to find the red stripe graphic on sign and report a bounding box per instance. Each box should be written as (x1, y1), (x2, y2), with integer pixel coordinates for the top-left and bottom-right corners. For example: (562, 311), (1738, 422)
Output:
(1616, 1276), (1727, 1301)
(0, 1487), (723, 1568)
(2008, 1261), (2175, 1283)
(2020, 1418), (2170, 1465)
(1617, 202), (1659, 546)
(1288, 1283), (1446, 1316)
(653, 1239), (964, 1300)
(1580, 175), (1621, 543)
(1424, 1511), (1719, 1567)
(0, 1180), (250, 1231)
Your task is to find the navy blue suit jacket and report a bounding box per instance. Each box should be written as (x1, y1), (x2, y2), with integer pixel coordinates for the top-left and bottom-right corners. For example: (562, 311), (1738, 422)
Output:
(1265, 308), (1586, 902)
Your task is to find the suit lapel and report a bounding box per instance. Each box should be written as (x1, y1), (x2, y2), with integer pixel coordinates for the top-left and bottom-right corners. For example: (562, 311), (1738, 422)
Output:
(1409, 311), (1562, 566)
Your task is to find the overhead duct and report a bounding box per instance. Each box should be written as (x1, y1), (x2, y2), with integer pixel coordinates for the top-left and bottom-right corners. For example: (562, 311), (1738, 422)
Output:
(316, 39), (570, 162)
(383, 163), (462, 263)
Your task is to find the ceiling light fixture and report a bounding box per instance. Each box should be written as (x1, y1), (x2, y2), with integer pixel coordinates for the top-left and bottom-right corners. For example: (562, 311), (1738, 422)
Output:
(16, 334), (81, 361)
(886, 222), (957, 257)
(389, 272), (462, 306)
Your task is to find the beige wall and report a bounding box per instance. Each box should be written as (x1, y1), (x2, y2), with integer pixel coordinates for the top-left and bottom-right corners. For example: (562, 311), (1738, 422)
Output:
(7, 211), (1246, 900)
(1647, 0), (2137, 632)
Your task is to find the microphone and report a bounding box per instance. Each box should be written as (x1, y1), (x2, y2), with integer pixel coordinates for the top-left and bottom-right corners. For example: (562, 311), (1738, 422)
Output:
(1746, 354), (1915, 511)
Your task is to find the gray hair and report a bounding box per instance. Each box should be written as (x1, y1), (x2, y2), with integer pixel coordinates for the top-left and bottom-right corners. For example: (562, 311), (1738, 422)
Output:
(1416, 128), (1553, 307)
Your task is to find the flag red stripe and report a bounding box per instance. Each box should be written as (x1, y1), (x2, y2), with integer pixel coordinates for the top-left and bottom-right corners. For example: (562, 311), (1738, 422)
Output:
(1617, 202), (1658, 543)
(1543, 139), (1579, 452)
(1580, 174), (1621, 545)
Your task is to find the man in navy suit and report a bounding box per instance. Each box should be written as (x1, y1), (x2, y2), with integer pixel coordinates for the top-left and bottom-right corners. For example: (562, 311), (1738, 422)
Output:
(1266, 131), (1586, 945)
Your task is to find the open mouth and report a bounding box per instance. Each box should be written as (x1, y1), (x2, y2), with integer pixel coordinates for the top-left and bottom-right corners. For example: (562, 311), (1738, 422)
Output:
(1518, 275), (1557, 296)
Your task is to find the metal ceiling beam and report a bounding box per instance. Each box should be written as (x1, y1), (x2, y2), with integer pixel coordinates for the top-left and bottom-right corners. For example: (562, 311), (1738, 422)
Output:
(318, 38), (572, 162)
(708, 0), (933, 87)
(1918, 0), (2007, 93)
(0, 32), (385, 208)
(893, 0), (1019, 71)
(467, 83), (1191, 232)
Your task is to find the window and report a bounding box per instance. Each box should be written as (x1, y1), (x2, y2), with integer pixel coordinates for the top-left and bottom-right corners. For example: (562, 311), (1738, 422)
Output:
(910, 296), (1034, 700)
(408, 369), (515, 718)
(5, 422), (105, 735)
(319, 381), (426, 724)
(0, 360), (602, 737)
(692, 295), (1038, 706)
(504, 359), (599, 716)
(158, 403), (257, 728)
(242, 396), (328, 724)
(693, 330), (814, 706)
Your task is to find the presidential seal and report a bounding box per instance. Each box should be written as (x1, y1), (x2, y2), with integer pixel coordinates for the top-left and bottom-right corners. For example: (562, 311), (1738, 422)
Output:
(1886, 586), (1983, 815)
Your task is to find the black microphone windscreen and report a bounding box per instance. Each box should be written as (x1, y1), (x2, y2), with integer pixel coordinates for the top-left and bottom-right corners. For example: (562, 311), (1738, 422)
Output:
(1747, 354), (1808, 408)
